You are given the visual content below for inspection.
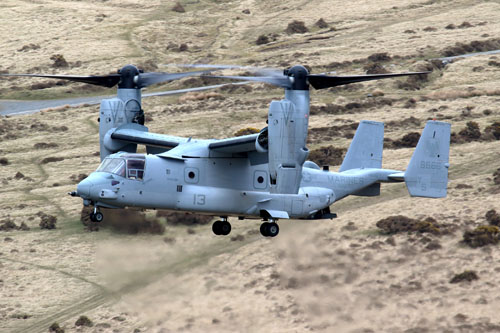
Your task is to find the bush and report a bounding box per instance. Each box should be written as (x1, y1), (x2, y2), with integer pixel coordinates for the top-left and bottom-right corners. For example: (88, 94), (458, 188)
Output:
(484, 121), (500, 140)
(75, 315), (93, 327)
(308, 146), (346, 166)
(38, 212), (57, 229)
(364, 63), (388, 74)
(234, 127), (260, 136)
(41, 157), (65, 164)
(462, 225), (499, 248)
(367, 52), (391, 62)
(50, 54), (68, 68)
(49, 322), (64, 333)
(450, 270), (478, 283)
(486, 209), (500, 226)
(376, 216), (441, 234)
(458, 121), (481, 141)
(256, 35), (270, 45)
(172, 2), (185, 13)
(285, 20), (308, 34)
(315, 18), (328, 29)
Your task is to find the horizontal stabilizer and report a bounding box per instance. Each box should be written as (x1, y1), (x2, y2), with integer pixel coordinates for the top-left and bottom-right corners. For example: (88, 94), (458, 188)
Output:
(405, 121), (450, 198)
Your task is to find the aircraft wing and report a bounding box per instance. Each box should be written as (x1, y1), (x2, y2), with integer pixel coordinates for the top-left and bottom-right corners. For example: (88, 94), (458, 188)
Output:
(111, 125), (189, 149)
(208, 133), (258, 153)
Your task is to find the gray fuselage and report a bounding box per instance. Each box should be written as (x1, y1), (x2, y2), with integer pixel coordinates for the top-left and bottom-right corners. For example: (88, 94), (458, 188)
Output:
(77, 152), (395, 219)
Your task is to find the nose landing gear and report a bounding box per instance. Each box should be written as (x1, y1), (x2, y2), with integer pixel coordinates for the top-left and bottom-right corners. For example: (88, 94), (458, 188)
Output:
(260, 220), (279, 237)
(89, 207), (104, 223)
(212, 217), (231, 236)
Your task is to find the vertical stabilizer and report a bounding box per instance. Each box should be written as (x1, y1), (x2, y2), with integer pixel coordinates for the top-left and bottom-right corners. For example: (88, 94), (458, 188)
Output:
(404, 121), (450, 198)
(339, 120), (384, 172)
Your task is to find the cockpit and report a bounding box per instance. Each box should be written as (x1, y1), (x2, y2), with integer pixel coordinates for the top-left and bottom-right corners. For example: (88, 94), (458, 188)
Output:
(96, 154), (145, 180)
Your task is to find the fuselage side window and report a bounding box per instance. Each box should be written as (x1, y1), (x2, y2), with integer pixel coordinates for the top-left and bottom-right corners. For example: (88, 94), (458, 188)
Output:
(127, 159), (145, 180)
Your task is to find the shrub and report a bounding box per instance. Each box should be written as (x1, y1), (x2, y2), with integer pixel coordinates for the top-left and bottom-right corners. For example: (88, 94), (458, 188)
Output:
(50, 54), (68, 68)
(486, 209), (500, 226)
(458, 121), (481, 141)
(172, 2), (185, 13)
(450, 270), (478, 283)
(234, 127), (260, 136)
(315, 18), (328, 29)
(462, 225), (499, 248)
(308, 146), (346, 166)
(38, 212), (57, 229)
(256, 35), (270, 45)
(285, 20), (308, 34)
(376, 216), (441, 234)
(75, 315), (93, 327)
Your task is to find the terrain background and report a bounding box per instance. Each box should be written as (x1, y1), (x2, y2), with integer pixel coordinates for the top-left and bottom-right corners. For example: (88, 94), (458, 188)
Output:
(1, 0), (499, 332)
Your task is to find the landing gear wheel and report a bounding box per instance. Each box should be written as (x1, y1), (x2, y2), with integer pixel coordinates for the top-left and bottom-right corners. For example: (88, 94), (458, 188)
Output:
(89, 212), (96, 222)
(260, 222), (279, 237)
(267, 222), (279, 237)
(220, 221), (231, 235)
(94, 212), (104, 223)
(212, 221), (222, 235)
(260, 222), (268, 237)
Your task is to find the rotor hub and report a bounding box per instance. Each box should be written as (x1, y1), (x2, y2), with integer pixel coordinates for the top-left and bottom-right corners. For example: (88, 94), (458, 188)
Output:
(284, 65), (309, 90)
(118, 65), (140, 89)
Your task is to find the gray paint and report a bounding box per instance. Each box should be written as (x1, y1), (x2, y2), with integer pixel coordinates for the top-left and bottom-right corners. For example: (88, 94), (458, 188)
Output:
(77, 119), (451, 220)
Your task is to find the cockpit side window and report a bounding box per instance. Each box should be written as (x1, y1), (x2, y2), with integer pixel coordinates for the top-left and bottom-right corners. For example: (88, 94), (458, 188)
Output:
(127, 159), (145, 180)
(96, 158), (126, 177)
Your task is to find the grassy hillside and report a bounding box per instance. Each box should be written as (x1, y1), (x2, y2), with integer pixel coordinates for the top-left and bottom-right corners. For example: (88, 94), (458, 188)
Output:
(1, 0), (499, 332)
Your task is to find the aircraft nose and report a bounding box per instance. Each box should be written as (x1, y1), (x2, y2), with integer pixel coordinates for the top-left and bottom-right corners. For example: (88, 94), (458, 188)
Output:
(77, 178), (93, 198)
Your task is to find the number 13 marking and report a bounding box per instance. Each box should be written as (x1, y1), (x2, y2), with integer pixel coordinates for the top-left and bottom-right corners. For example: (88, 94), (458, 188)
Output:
(193, 194), (206, 205)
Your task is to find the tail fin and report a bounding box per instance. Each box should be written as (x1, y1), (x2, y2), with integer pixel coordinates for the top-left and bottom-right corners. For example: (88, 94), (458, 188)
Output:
(339, 120), (384, 172)
(405, 121), (451, 198)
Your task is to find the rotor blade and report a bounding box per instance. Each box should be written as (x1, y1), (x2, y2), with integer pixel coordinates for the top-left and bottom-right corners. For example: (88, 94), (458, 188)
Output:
(137, 70), (213, 88)
(0, 95), (108, 116)
(165, 63), (283, 77)
(0, 73), (121, 88)
(208, 75), (291, 88)
(307, 72), (431, 90)
(142, 81), (251, 98)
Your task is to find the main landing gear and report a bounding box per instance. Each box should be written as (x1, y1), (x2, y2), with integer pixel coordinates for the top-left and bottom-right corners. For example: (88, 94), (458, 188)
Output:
(212, 217), (231, 236)
(89, 206), (103, 223)
(260, 220), (279, 237)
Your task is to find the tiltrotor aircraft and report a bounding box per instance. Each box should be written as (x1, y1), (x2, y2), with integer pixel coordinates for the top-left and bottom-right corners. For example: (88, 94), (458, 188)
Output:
(2, 64), (451, 237)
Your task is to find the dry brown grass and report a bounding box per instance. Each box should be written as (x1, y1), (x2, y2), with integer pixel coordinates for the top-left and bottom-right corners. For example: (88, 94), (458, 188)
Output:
(1, 0), (500, 332)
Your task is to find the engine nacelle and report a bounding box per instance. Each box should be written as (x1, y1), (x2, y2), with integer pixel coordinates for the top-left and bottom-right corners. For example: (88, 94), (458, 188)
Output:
(267, 90), (310, 194)
(255, 127), (268, 153)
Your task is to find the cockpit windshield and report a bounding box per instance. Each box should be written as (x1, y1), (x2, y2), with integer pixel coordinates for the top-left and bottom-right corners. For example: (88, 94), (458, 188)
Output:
(96, 155), (145, 180)
(96, 158), (126, 177)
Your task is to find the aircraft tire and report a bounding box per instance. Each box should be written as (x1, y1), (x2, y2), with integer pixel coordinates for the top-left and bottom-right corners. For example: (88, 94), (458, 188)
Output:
(94, 212), (104, 223)
(260, 222), (269, 237)
(212, 221), (222, 235)
(267, 222), (279, 237)
(220, 221), (231, 235)
(89, 213), (96, 222)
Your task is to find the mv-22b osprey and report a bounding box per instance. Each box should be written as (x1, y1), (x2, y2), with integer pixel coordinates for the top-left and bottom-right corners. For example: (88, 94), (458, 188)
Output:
(4, 64), (451, 237)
